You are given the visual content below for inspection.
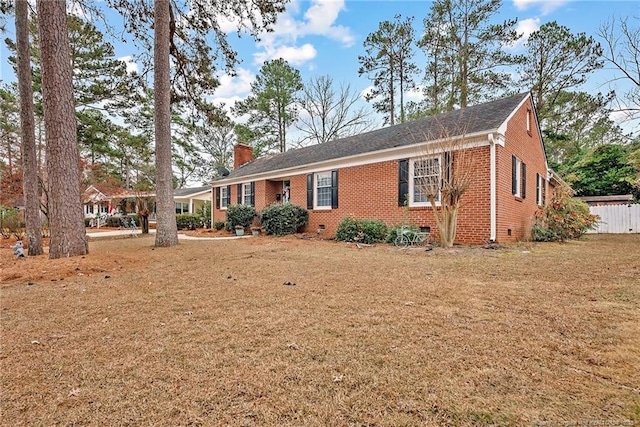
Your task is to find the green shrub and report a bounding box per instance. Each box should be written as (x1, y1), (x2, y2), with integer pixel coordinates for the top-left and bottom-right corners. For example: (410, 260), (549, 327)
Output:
(176, 214), (202, 230)
(335, 216), (388, 244)
(226, 204), (257, 230)
(532, 188), (599, 242)
(196, 201), (212, 228)
(386, 224), (419, 243)
(260, 203), (308, 236)
(213, 220), (225, 231)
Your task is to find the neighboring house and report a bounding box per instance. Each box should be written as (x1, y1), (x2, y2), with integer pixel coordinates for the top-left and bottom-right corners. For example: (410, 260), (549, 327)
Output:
(82, 184), (121, 217)
(173, 186), (212, 215)
(83, 185), (211, 219)
(213, 92), (555, 244)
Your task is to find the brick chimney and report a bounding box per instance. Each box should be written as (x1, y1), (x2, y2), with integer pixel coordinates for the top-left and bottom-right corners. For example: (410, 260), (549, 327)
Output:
(234, 143), (253, 169)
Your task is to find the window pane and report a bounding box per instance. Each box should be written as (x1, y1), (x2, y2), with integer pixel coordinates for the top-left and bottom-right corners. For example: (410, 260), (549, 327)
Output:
(413, 180), (429, 203)
(317, 173), (331, 187)
(317, 187), (332, 207)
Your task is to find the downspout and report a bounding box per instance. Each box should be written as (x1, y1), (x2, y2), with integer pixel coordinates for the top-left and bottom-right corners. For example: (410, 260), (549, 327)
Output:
(489, 133), (497, 242)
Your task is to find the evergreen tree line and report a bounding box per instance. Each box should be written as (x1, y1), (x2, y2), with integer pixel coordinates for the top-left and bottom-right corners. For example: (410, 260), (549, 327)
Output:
(0, 0), (638, 258)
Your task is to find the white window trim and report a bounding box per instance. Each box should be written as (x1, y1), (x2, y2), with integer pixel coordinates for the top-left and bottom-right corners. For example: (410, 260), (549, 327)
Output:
(526, 108), (531, 133)
(314, 171), (333, 210)
(242, 182), (253, 206)
(408, 156), (442, 207)
(514, 157), (522, 198)
(220, 187), (229, 210)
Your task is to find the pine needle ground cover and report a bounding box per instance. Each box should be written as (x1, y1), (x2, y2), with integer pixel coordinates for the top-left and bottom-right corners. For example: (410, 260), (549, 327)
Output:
(1, 234), (639, 426)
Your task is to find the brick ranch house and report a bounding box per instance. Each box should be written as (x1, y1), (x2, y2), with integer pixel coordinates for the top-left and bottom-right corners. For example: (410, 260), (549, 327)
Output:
(213, 92), (557, 244)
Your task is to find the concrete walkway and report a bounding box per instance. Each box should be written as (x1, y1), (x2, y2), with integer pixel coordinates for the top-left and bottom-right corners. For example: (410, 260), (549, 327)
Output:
(86, 228), (250, 241)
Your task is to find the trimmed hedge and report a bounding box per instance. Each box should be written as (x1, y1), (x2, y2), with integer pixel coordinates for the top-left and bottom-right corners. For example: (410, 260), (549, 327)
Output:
(260, 203), (308, 236)
(213, 220), (225, 231)
(335, 217), (388, 244)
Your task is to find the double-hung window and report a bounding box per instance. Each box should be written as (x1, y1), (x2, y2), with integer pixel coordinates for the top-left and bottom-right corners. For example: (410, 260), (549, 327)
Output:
(315, 172), (332, 208)
(220, 186), (229, 209)
(307, 171), (338, 210)
(410, 157), (441, 206)
(512, 156), (526, 199)
(242, 182), (254, 206)
(536, 173), (545, 206)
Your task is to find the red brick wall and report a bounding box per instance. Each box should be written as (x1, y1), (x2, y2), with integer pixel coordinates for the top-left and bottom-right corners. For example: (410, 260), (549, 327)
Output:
(495, 99), (548, 242)
(213, 98), (549, 244)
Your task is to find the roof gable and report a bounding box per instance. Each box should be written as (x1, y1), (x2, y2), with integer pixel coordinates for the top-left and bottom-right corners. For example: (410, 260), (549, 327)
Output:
(218, 92), (530, 181)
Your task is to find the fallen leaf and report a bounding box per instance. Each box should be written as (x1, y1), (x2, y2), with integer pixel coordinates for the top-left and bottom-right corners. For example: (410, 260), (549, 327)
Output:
(68, 388), (80, 397)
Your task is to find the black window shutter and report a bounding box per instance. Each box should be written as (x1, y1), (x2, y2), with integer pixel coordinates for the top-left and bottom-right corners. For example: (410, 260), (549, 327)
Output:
(536, 173), (540, 205)
(444, 152), (453, 183)
(521, 163), (527, 199)
(331, 170), (339, 209)
(226, 185), (231, 206)
(511, 156), (517, 195)
(398, 159), (409, 206)
(237, 183), (242, 204)
(542, 177), (546, 204)
(215, 187), (220, 209)
(306, 173), (314, 209)
(250, 182), (255, 206)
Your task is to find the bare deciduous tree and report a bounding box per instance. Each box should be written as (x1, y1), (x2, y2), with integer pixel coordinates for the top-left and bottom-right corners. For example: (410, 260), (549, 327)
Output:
(413, 123), (476, 248)
(598, 16), (640, 129)
(296, 75), (373, 145)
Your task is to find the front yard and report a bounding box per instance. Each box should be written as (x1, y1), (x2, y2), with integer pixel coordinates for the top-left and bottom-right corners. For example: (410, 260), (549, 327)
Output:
(1, 234), (638, 426)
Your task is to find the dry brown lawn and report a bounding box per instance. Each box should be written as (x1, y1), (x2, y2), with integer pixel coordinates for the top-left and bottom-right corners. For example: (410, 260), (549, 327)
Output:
(1, 233), (639, 426)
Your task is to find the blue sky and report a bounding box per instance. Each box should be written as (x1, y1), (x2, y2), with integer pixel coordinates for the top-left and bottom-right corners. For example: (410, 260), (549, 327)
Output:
(1, 0), (638, 122)
(198, 0), (640, 114)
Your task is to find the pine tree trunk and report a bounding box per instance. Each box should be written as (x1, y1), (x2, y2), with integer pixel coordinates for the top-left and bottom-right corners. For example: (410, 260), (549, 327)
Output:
(16, 0), (43, 256)
(153, 0), (178, 247)
(37, 0), (88, 259)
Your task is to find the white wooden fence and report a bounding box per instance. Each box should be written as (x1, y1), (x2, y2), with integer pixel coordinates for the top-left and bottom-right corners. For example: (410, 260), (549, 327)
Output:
(588, 204), (640, 234)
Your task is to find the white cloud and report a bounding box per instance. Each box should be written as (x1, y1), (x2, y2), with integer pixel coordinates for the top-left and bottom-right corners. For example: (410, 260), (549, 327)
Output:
(217, 15), (243, 33)
(512, 0), (571, 15)
(252, 0), (354, 67)
(214, 68), (254, 98)
(118, 55), (139, 74)
(253, 43), (317, 66)
(300, 0), (355, 46)
(360, 85), (376, 101)
(406, 86), (423, 102)
(506, 18), (541, 50)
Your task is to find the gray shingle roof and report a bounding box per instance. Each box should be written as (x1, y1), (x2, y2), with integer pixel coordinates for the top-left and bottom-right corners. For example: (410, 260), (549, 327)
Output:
(174, 186), (211, 197)
(219, 92), (529, 181)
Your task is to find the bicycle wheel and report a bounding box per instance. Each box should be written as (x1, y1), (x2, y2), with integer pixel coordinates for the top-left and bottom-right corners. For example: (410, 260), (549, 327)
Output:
(395, 234), (410, 247)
